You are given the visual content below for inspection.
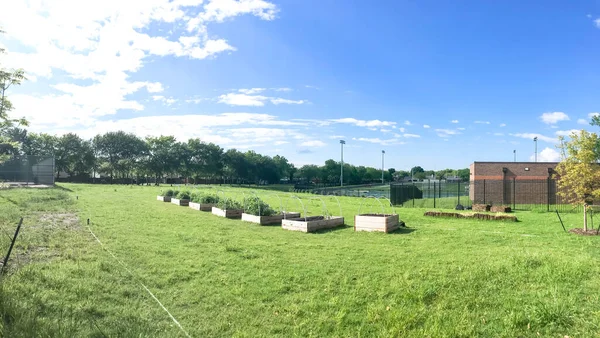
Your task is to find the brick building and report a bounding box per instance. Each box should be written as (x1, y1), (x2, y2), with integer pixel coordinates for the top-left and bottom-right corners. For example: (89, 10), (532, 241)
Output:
(469, 162), (559, 205)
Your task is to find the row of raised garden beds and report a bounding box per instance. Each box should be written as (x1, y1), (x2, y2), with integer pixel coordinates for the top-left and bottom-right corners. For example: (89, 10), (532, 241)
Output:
(157, 189), (403, 233)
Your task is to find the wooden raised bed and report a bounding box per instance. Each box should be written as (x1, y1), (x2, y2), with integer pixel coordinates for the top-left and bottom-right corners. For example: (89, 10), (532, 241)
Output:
(189, 202), (215, 211)
(424, 211), (517, 222)
(472, 204), (491, 212)
(157, 195), (171, 202)
(171, 198), (189, 206)
(281, 216), (344, 233)
(212, 207), (243, 218)
(241, 212), (301, 225)
(354, 214), (400, 233)
(490, 205), (512, 213)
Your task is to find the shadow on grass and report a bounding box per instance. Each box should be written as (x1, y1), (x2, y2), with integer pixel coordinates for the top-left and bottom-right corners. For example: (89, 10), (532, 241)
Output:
(54, 185), (74, 192)
(388, 226), (417, 235)
(311, 224), (352, 234)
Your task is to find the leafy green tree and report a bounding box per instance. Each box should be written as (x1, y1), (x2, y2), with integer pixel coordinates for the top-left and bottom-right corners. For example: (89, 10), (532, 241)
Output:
(93, 131), (147, 181)
(555, 131), (600, 230)
(0, 29), (28, 162)
(55, 133), (94, 178)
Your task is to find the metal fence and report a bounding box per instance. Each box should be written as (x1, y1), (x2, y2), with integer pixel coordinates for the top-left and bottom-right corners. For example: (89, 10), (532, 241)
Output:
(0, 156), (55, 186)
(389, 179), (582, 212)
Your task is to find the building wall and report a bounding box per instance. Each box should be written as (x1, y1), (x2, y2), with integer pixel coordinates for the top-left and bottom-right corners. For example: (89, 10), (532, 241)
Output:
(470, 162), (559, 205)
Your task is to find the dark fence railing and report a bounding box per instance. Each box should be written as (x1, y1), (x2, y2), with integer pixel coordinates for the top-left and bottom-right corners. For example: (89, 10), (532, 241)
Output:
(0, 156), (54, 185)
(389, 179), (584, 212)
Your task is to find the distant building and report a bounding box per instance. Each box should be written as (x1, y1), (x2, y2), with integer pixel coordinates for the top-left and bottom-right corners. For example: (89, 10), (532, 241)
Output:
(469, 161), (558, 205)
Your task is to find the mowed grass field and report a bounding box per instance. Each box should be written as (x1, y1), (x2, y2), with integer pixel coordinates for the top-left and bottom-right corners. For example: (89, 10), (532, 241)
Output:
(1, 184), (600, 337)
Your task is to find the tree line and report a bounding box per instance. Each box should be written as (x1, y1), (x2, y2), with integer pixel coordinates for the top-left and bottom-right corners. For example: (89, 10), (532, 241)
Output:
(0, 128), (470, 185)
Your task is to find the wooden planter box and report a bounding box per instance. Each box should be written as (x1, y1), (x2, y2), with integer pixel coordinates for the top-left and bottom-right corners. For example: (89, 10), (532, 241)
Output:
(354, 214), (400, 233)
(189, 202), (215, 211)
(171, 198), (189, 206)
(241, 212), (301, 225)
(282, 216), (345, 233)
(157, 195), (171, 202)
(211, 207), (243, 218)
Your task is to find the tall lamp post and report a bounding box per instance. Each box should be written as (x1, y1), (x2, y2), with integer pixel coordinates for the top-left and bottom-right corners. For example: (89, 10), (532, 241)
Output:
(381, 150), (385, 184)
(513, 149), (516, 162)
(340, 140), (345, 186)
(533, 137), (538, 162)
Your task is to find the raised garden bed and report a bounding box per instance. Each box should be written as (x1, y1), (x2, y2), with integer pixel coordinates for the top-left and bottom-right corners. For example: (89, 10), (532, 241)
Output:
(424, 211), (517, 222)
(242, 212), (301, 225)
(281, 216), (345, 233)
(212, 207), (243, 218)
(189, 202), (215, 211)
(157, 195), (171, 202)
(171, 198), (189, 207)
(354, 214), (400, 233)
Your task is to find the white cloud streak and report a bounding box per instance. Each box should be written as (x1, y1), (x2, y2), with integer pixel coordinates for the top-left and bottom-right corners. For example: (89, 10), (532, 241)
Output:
(540, 112), (569, 124)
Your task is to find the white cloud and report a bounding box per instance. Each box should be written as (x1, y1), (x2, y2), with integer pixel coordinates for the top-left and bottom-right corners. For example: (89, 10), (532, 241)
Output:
(423, 124), (430, 129)
(152, 95), (177, 106)
(404, 120), (412, 126)
(403, 133), (420, 138)
(1, 0), (278, 131)
(555, 129), (580, 137)
(540, 112), (569, 124)
(510, 133), (556, 143)
(328, 135), (345, 139)
(300, 140), (326, 147)
(451, 120), (459, 124)
(578, 118), (588, 125)
(530, 147), (561, 162)
(457, 127), (466, 131)
(239, 88), (266, 95)
(218, 93), (269, 106)
(185, 97), (210, 104)
(499, 123), (506, 127)
(273, 87), (292, 92)
(274, 141), (289, 145)
(330, 118), (396, 128)
(474, 121), (490, 124)
(305, 85), (320, 90)
(270, 98), (305, 105)
(380, 128), (392, 133)
(435, 129), (461, 137)
(589, 112), (600, 119)
(352, 137), (404, 146)
(493, 132), (504, 136)
(595, 18), (600, 28)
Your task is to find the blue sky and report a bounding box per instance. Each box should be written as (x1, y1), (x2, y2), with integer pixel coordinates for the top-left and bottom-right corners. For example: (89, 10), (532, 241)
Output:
(1, 0), (599, 170)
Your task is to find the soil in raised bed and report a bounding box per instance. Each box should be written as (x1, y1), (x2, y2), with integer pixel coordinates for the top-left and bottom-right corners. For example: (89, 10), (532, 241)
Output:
(287, 216), (326, 221)
(569, 228), (600, 236)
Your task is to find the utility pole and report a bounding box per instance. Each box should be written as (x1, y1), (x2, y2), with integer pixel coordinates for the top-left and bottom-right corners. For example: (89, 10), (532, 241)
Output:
(340, 140), (345, 186)
(534, 137), (538, 162)
(381, 150), (385, 184)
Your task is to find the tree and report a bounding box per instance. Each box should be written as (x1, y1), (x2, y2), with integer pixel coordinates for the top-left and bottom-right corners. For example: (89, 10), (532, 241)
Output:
(456, 168), (470, 182)
(55, 133), (94, 178)
(0, 29), (28, 163)
(93, 131), (147, 181)
(555, 131), (600, 230)
(144, 136), (179, 184)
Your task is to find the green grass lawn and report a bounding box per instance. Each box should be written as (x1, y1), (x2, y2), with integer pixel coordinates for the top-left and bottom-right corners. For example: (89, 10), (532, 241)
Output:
(1, 184), (599, 337)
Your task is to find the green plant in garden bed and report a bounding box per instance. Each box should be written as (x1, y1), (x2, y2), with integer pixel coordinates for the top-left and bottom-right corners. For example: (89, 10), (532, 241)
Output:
(244, 196), (276, 216)
(191, 192), (220, 204)
(216, 198), (243, 210)
(176, 190), (191, 200)
(163, 189), (175, 197)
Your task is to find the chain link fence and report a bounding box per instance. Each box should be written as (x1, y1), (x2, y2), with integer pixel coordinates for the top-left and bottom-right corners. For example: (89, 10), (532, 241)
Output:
(0, 156), (55, 186)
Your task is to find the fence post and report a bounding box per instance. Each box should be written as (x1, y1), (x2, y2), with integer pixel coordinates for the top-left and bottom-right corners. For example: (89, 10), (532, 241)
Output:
(513, 177), (516, 210)
(457, 181), (460, 206)
(2, 218), (23, 273)
(434, 182), (436, 208)
(412, 181), (415, 207)
(547, 177), (550, 212)
(483, 179), (486, 204)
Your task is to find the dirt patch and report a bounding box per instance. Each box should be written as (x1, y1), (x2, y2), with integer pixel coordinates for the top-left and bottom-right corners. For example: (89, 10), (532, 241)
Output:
(36, 212), (81, 230)
(569, 228), (600, 236)
(424, 211), (518, 222)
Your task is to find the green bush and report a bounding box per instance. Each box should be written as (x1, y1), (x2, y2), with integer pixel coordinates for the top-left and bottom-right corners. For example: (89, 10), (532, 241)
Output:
(244, 196), (276, 216)
(171, 190), (180, 198)
(176, 190), (191, 200)
(217, 198), (243, 210)
(164, 189), (175, 197)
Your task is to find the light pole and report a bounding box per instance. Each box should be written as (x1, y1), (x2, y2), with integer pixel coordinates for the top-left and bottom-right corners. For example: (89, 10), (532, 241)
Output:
(340, 140), (345, 186)
(533, 137), (538, 162)
(513, 149), (516, 162)
(381, 150), (385, 184)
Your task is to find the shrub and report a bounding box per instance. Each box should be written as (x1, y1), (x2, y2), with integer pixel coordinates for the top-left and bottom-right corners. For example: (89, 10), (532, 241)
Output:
(176, 190), (191, 200)
(171, 190), (180, 198)
(244, 196), (276, 216)
(164, 189), (175, 197)
(217, 198), (243, 210)
(190, 192), (220, 204)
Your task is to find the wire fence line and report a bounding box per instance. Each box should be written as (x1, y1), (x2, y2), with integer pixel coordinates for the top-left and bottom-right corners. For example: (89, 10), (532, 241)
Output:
(0, 155), (55, 186)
